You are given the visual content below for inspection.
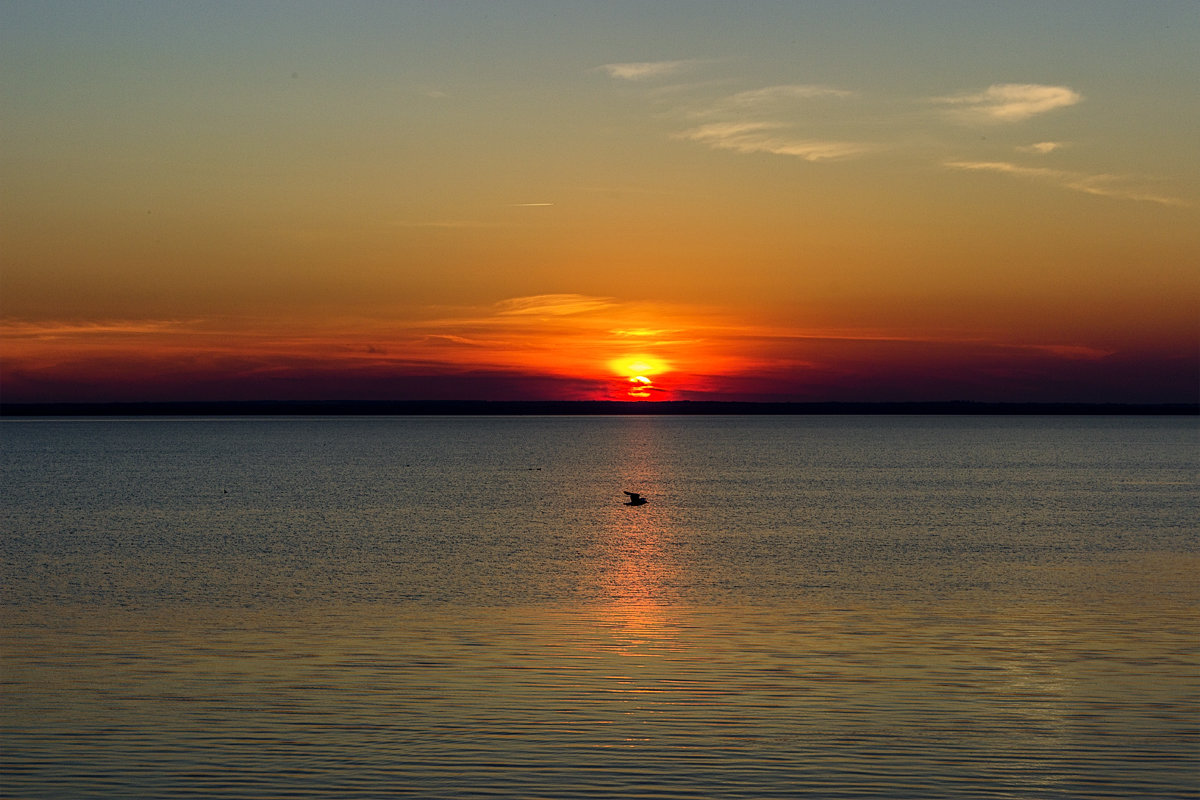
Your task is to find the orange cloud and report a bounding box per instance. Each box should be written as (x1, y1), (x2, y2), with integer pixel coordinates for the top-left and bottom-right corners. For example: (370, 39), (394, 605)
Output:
(2, 298), (1196, 404)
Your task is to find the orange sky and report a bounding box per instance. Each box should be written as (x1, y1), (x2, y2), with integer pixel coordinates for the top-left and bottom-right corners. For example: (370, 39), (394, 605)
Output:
(2, 3), (1197, 403)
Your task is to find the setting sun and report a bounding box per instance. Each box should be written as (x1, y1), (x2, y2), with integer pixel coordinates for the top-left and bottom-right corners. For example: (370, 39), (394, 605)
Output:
(607, 354), (672, 399)
(610, 355), (669, 379)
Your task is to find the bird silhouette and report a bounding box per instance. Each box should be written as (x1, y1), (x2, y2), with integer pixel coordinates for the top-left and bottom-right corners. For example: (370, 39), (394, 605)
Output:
(623, 491), (648, 506)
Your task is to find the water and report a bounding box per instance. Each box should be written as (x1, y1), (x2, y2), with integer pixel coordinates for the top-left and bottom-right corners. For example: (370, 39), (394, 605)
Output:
(1, 415), (1196, 798)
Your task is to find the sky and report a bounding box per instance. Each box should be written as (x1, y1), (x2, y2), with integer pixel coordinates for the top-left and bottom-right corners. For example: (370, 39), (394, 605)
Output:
(2, 0), (1197, 403)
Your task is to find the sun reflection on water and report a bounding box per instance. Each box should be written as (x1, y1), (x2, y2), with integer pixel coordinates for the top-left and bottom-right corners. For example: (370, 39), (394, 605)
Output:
(592, 419), (686, 658)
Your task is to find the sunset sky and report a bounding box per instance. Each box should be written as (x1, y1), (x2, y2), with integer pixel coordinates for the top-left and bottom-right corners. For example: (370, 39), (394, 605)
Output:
(3, 1), (1197, 403)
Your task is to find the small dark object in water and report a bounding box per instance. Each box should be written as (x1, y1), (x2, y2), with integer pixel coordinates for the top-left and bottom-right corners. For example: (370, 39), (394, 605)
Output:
(623, 491), (647, 506)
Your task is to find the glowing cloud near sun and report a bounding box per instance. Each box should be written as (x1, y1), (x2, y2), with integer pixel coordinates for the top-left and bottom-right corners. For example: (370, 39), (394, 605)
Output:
(609, 354), (671, 399)
(611, 355), (668, 378)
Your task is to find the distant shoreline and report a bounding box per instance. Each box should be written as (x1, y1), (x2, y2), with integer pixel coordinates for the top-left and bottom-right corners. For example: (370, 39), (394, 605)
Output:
(2, 400), (1196, 416)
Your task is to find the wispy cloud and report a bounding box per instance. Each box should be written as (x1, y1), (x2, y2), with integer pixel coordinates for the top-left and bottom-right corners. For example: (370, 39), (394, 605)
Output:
(598, 60), (698, 81)
(394, 220), (503, 228)
(495, 294), (615, 317)
(603, 68), (1183, 208)
(1020, 344), (1113, 360)
(945, 160), (1187, 206)
(1017, 141), (1066, 154)
(422, 334), (507, 347)
(611, 327), (682, 337)
(724, 84), (855, 108)
(8, 299), (1166, 404)
(0, 319), (194, 338)
(669, 80), (869, 162)
(679, 122), (872, 161)
(936, 83), (1082, 122)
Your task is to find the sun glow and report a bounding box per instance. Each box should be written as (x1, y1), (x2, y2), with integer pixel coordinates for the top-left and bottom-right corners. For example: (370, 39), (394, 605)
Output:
(610, 355), (668, 378)
(609, 354), (670, 399)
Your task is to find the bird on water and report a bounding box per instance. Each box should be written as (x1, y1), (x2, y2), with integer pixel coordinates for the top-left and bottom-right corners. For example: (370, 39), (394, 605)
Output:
(623, 491), (648, 506)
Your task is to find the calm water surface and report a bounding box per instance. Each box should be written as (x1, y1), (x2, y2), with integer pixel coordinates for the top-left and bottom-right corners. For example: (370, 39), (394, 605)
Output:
(2, 416), (1197, 798)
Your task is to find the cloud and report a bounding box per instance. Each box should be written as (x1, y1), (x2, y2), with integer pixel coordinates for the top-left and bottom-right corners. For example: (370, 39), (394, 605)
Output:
(598, 60), (697, 81)
(679, 121), (872, 161)
(945, 160), (1187, 206)
(494, 294), (615, 316)
(1020, 344), (1113, 361)
(422, 334), (505, 347)
(629, 78), (865, 162)
(611, 327), (681, 337)
(1017, 141), (1066, 154)
(395, 220), (503, 228)
(936, 83), (1082, 122)
(725, 84), (855, 107)
(0, 319), (194, 339)
(605, 69), (1181, 210)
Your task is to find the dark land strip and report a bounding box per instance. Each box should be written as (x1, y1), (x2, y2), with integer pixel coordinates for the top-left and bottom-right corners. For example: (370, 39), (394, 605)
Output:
(2, 400), (1195, 416)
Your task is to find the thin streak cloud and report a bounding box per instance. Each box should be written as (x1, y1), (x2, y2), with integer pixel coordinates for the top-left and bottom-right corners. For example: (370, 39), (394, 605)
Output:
(598, 60), (698, 81)
(726, 84), (855, 107)
(1020, 344), (1113, 360)
(0, 319), (195, 338)
(1018, 141), (1067, 154)
(679, 122), (872, 161)
(945, 160), (1187, 206)
(495, 294), (615, 316)
(395, 220), (504, 228)
(611, 328), (682, 337)
(422, 334), (507, 347)
(936, 83), (1082, 122)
